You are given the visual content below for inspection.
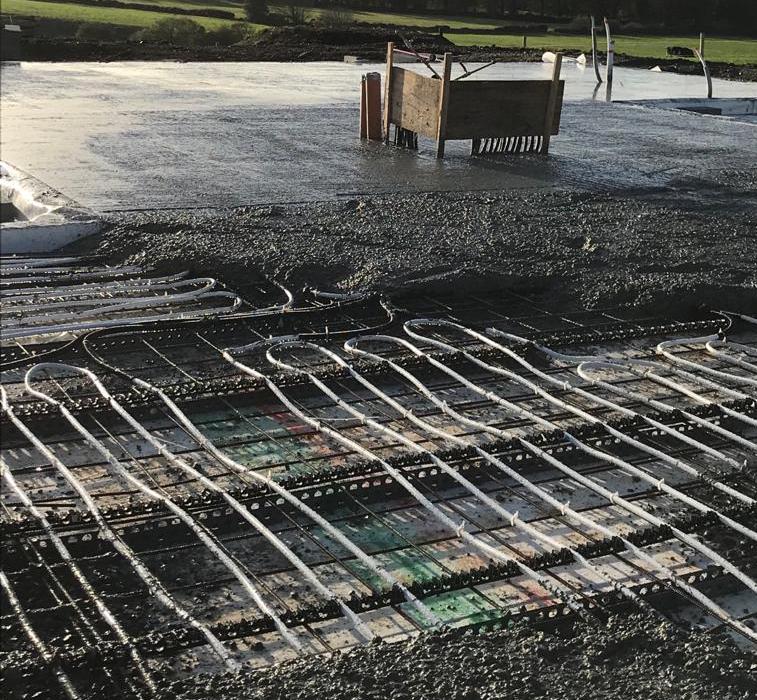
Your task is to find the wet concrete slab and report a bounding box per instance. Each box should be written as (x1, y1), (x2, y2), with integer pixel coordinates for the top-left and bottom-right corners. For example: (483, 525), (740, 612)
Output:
(1, 61), (755, 211)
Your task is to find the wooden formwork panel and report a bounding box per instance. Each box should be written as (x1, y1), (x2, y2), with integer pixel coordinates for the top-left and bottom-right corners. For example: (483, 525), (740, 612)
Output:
(388, 66), (441, 139)
(445, 80), (565, 139)
(383, 42), (565, 157)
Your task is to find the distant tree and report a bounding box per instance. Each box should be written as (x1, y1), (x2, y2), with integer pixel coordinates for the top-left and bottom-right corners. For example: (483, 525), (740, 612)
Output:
(319, 7), (354, 26)
(287, 5), (307, 24)
(244, 0), (269, 22)
(75, 22), (121, 42)
(206, 23), (251, 45)
(135, 18), (206, 46)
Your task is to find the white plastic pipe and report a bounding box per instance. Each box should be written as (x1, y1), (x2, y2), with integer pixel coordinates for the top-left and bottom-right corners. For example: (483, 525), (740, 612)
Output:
(24, 364), (304, 654)
(481, 328), (756, 459)
(251, 342), (593, 619)
(81, 376), (374, 643)
(0, 272), (189, 300)
(297, 339), (647, 608)
(705, 340), (757, 373)
(2, 294), (243, 340)
(343, 335), (757, 642)
(0, 570), (79, 699)
(138, 378), (440, 628)
(399, 322), (757, 595)
(405, 320), (757, 525)
(5, 277), (219, 316)
(0, 458), (156, 691)
(492, 330), (757, 432)
(657, 336), (757, 389)
(0, 386), (237, 671)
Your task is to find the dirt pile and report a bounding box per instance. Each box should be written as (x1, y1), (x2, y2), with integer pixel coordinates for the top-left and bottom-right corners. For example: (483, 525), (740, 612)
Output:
(159, 613), (757, 700)
(92, 189), (757, 313)
(20, 26), (455, 62)
(246, 25), (454, 61)
(18, 26), (757, 81)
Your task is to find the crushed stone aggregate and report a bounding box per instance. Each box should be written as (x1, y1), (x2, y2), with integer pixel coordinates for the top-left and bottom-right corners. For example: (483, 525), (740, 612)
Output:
(160, 613), (757, 700)
(91, 188), (757, 312)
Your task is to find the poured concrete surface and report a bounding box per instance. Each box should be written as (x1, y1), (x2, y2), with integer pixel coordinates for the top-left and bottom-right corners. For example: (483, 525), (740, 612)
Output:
(1, 61), (755, 211)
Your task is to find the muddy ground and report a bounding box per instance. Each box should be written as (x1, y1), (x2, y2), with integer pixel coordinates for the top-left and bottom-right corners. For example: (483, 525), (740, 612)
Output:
(160, 613), (757, 700)
(92, 187), (757, 315)
(19, 25), (757, 82)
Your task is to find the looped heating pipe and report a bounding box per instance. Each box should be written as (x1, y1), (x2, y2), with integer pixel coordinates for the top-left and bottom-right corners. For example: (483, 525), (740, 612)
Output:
(3, 293), (244, 340)
(0, 256), (82, 270)
(260, 340), (597, 621)
(483, 329), (757, 460)
(399, 320), (757, 596)
(24, 363), (305, 654)
(135, 352), (440, 630)
(0, 386), (238, 672)
(489, 329), (757, 432)
(4, 277), (218, 317)
(343, 334), (757, 643)
(404, 320), (757, 533)
(305, 338), (652, 610)
(75, 377), (376, 644)
(574, 360), (757, 457)
(705, 339), (757, 373)
(656, 336), (757, 389)
(1, 272), (191, 303)
(481, 328), (757, 481)
(0, 266), (144, 287)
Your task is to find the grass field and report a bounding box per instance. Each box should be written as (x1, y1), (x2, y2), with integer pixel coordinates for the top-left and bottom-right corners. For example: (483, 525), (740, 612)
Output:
(452, 32), (757, 65)
(1, 0), (755, 65)
(0, 0), (251, 28)
(266, 5), (507, 29)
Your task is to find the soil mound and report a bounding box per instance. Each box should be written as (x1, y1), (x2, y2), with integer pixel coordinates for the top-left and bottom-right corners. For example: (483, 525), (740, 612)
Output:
(247, 25), (454, 61)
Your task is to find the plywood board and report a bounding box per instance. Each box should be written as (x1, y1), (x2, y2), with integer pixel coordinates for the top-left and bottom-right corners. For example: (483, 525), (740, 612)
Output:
(389, 67), (441, 138)
(444, 80), (564, 139)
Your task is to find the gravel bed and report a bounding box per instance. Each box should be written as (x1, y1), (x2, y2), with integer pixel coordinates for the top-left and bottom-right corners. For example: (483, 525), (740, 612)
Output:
(92, 188), (757, 313)
(160, 613), (757, 700)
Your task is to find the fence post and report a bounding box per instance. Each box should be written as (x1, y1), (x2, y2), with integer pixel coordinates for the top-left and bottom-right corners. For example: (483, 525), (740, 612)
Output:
(435, 53), (452, 159)
(604, 18), (614, 102)
(383, 42), (395, 144)
(591, 16), (602, 84)
(541, 53), (562, 155)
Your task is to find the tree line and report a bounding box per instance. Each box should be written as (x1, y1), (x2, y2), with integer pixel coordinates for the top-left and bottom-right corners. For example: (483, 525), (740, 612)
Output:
(251, 0), (756, 36)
